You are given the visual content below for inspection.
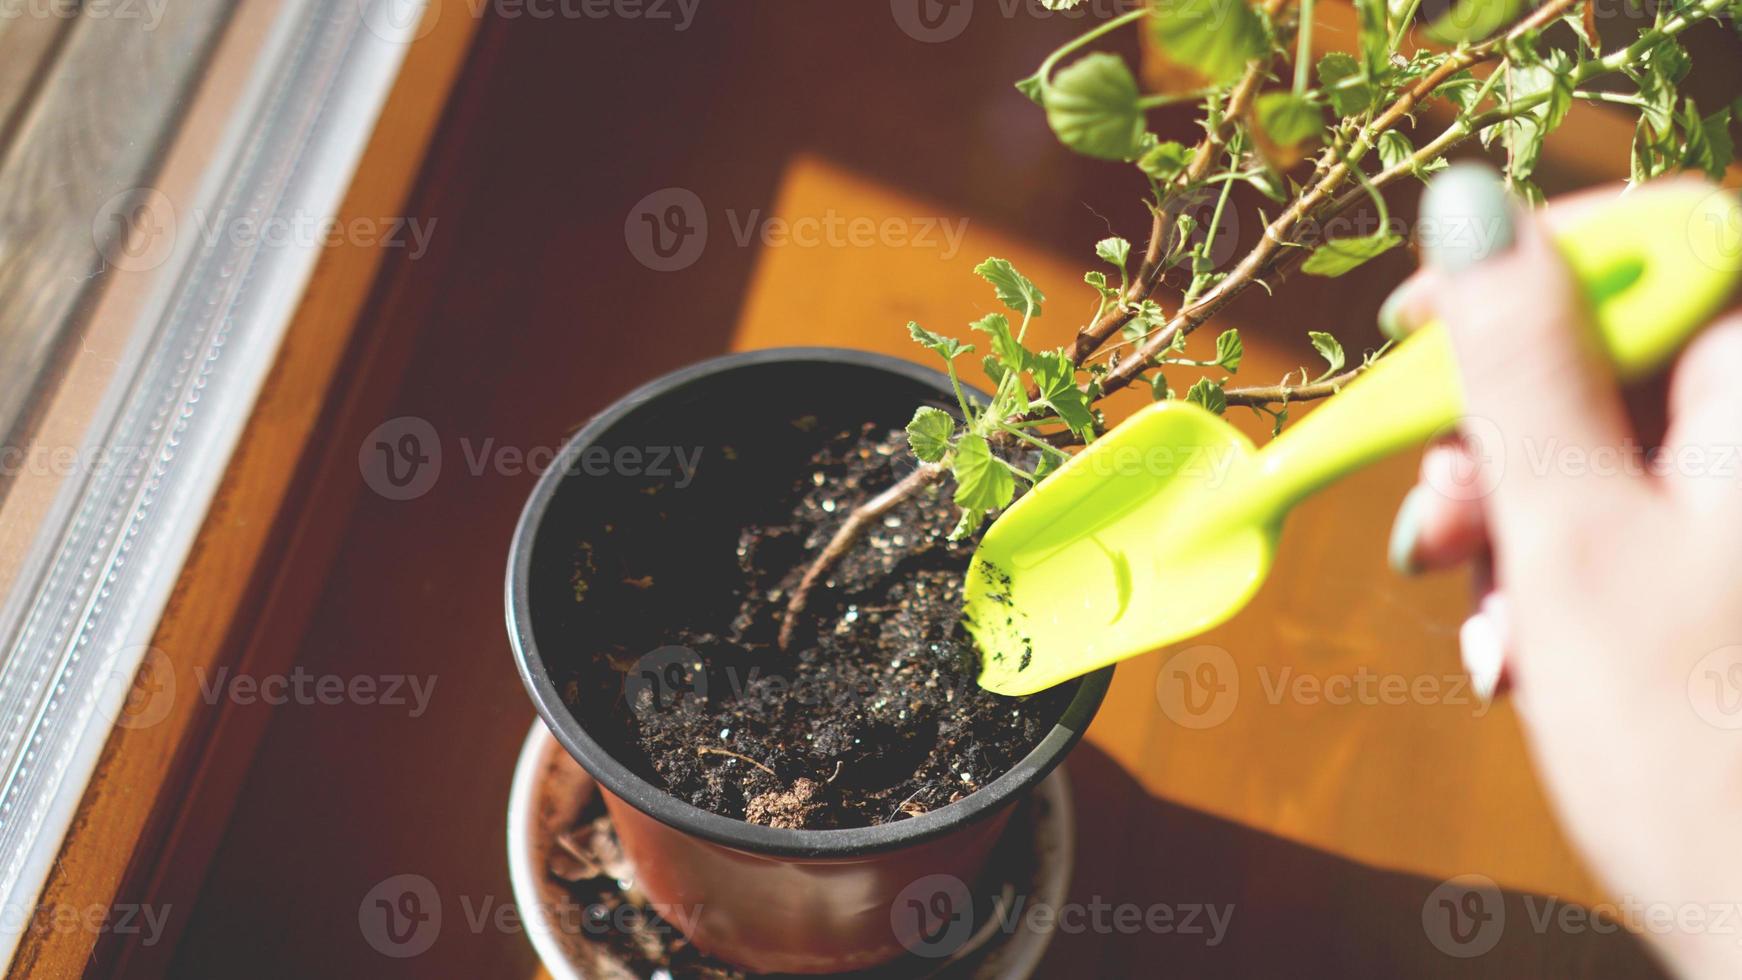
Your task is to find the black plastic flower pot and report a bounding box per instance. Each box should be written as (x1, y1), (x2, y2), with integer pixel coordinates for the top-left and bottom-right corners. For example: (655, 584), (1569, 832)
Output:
(507, 347), (1111, 974)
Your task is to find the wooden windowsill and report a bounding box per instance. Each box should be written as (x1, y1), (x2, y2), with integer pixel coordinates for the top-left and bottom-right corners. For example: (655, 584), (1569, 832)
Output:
(3, 4), (483, 977)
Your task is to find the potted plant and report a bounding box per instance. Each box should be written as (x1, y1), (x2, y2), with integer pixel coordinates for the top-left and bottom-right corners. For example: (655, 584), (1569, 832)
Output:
(510, 0), (1737, 974)
(510, 350), (1111, 975)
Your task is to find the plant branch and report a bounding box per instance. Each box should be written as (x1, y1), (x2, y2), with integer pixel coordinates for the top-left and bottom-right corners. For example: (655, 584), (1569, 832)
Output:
(1066, 0), (1292, 366)
(1224, 364), (1370, 406)
(778, 462), (945, 650)
(781, 0), (1724, 652)
(1333, 0), (1727, 214)
(1096, 0), (1577, 400)
(1139, 88), (1219, 109)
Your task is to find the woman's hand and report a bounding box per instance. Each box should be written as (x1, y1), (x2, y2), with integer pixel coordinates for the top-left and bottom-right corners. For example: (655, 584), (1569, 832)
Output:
(1384, 165), (1742, 980)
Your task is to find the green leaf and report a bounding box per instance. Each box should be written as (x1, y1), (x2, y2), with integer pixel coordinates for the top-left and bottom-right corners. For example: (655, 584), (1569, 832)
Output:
(1316, 53), (1372, 117)
(905, 407), (955, 463)
(974, 257), (1046, 317)
(1033, 450), (1064, 481)
(1300, 233), (1402, 276)
(951, 434), (1016, 516)
(1652, 37), (1692, 86)
(1031, 350), (1096, 440)
(1244, 169), (1287, 202)
(1184, 377), (1227, 415)
(1426, 0), (1522, 43)
(1044, 53), (1147, 161)
(971, 313), (1034, 373)
(1530, 53), (1574, 132)
(981, 354), (1007, 387)
(1377, 129), (1445, 180)
(1122, 299), (1166, 342)
(1096, 237), (1132, 274)
(1701, 106), (1735, 179)
(1434, 71), (1485, 115)
(1084, 269), (1116, 300)
(1149, 371), (1172, 401)
(1149, 0), (1268, 86)
(1015, 73), (1046, 105)
(1629, 119), (1650, 184)
(1172, 212), (1200, 254)
(948, 508), (985, 542)
(1215, 328), (1243, 373)
(1563, 3), (1598, 53)
(1309, 331), (1346, 375)
(1631, 113), (1675, 183)
(1254, 92), (1325, 149)
(1377, 130), (1413, 172)
(1680, 100), (1735, 179)
(1633, 40), (1689, 135)
(907, 321), (974, 359)
(1138, 140), (1192, 181)
(1496, 57), (1573, 181)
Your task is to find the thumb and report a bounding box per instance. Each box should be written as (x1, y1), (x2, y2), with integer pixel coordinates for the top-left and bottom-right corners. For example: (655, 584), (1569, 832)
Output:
(1420, 165), (1641, 539)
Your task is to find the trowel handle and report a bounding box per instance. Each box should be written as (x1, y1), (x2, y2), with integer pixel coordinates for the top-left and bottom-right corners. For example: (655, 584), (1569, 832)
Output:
(1253, 184), (1742, 506)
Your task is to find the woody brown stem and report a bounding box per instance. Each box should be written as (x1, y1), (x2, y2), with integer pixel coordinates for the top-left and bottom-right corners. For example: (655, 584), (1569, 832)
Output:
(777, 462), (945, 650)
(1224, 364), (1371, 406)
(1096, 0), (1576, 400)
(1066, 0), (1291, 368)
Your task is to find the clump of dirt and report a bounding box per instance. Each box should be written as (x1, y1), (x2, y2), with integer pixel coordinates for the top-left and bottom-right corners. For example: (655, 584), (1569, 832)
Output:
(573, 423), (1071, 829)
(545, 806), (743, 978)
(744, 777), (824, 830)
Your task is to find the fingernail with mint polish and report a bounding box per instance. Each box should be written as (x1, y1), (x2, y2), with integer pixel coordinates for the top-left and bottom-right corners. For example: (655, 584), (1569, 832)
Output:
(1420, 163), (1517, 274)
(1387, 484), (1431, 576)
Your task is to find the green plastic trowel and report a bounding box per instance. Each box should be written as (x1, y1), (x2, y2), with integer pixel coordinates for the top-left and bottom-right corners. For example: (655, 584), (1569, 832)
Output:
(968, 185), (1742, 696)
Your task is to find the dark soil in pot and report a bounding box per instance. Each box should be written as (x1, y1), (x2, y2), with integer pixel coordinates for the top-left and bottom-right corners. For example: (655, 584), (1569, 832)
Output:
(539, 362), (1073, 831)
(570, 424), (1070, 829)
